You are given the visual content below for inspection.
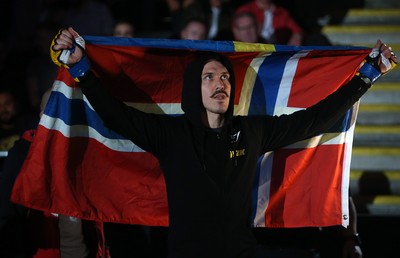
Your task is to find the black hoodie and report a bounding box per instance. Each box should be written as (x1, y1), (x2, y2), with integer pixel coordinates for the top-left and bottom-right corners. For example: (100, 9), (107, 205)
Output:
(80, 52), (371, 258)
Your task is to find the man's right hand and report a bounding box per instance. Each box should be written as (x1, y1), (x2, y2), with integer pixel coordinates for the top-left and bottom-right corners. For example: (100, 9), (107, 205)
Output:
(50, 27), (85, 68)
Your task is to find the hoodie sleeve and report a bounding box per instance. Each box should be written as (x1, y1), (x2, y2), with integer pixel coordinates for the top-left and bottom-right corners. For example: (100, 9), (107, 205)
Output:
(78, 71), (169, 156)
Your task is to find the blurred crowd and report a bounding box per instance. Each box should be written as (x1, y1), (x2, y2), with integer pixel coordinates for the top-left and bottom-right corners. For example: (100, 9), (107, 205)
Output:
(0, 0), (365, 139)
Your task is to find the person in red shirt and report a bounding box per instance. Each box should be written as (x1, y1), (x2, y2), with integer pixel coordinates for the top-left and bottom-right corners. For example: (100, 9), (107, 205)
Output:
(236, 0), (304, 46)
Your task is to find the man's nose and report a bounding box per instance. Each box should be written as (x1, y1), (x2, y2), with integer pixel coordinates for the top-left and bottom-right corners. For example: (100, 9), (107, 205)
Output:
(216, 79), (225, 91)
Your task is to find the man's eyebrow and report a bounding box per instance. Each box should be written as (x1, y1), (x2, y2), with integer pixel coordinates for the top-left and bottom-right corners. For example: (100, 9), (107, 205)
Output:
(202, 70), (229, 75)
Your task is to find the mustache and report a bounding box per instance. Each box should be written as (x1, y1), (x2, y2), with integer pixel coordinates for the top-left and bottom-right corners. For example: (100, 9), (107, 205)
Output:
(210, 90), (229, 98)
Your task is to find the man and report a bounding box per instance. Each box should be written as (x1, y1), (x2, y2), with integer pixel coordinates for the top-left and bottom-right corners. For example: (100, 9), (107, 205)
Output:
(232, 11), (264, 43)
(180, 17), (208, 40)
(113, 19), (135, 38)
(50, 27), (396, 258)
(0, 89), (102, 258)
(0, 89), (37, 152)
(236, 0), (304, 45)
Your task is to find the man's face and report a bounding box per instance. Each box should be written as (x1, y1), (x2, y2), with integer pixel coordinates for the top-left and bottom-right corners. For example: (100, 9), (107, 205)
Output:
(0, 92), (16, 124)
(201, 60), (231, 116)
(255, 0), (271, 8)
(113, 22), (135, 38)
(181, 21), (207, 40)
(209, 0), (221, 7)
(233, 15), (259, 43)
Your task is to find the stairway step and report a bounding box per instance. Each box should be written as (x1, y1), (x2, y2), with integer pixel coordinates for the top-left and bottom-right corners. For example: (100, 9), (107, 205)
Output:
(350, 146), (400, 170)
(322, 25), (400, 45)
(350, 170), (400, 195)
(361, 82), (400, 105)
(353, 195), (400, 215)
(342, 8), (400, 25)
(356, 104), (400, 125)
(365, 0), (400, 8)
(358, 104), (400, 112)
(353, 125), (400, 146)
(355, 125), (400, 134)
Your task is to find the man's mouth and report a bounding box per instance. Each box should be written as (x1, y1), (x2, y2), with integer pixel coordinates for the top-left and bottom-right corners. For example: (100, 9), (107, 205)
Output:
(211, 90), (229, 99)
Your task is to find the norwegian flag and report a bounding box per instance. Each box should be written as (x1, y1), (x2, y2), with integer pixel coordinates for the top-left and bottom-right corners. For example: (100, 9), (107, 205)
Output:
(11, 37), (369, 228)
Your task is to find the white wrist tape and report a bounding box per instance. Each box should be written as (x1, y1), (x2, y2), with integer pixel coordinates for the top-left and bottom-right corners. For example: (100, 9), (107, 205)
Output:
(59, 36), (86, 66)
(380, 53), (392, 71)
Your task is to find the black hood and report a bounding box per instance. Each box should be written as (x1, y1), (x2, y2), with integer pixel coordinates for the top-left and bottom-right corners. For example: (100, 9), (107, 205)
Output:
(181, 52), (236, 128)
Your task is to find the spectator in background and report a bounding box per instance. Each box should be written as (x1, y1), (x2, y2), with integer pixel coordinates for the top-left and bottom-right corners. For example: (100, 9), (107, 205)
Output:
(166, 0), (234, 40)
(2, 0), (66, 117)
(232, 11), (265, 43)
(0, 89), (60, 257)
(179, 17), (208, 40)
(0, 39), (30, 116)
(165, 0), (194, 38)
(236, 0), (304, 46)
(182, 0), (235, 40)
(113, 19), (135, 38)
(62, 0), (115, 36)
(204, 0), (234, 40)
(0, 88), (37, 153)
(7, 0), (66, 54)
(26, 22), (60, 115)
(0, 40), (9, 79)
(0, 89), (103, 258)
(301, 24), (333, 47)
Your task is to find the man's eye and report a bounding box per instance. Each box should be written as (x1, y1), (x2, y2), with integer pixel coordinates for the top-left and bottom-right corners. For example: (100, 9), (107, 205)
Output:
(204, 74), (212, 80)
(221, 74), (229, 80)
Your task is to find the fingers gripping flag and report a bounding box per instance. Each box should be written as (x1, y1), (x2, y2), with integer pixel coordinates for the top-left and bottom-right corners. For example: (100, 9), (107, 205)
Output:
(11, 37), (370, 227)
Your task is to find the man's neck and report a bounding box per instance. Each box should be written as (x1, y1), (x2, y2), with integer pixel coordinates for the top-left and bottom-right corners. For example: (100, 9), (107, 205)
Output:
(203, 112), (225, 129)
